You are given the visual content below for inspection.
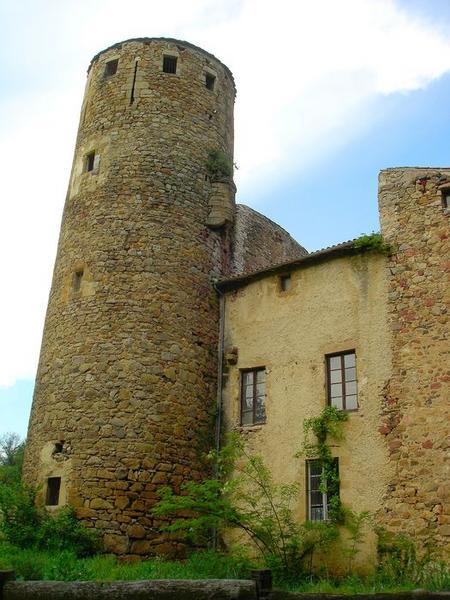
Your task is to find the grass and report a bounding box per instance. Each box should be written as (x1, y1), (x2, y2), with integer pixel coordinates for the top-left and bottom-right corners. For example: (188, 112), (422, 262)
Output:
(0, 543), (448, 592)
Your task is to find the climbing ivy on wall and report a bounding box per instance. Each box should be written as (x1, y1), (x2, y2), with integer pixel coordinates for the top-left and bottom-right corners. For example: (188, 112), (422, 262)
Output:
(300, 406), (348, 523)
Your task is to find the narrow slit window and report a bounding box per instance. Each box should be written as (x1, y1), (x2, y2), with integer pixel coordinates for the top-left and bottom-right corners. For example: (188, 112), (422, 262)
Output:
(279, 274), (291, 292)
(85, 151), (95, 173)
(73, 269), (83, 292)
(205, 73), (216, 90)
(104, 59), (118, 77)
(442, 189), (450, 210)
(46, 477), (61, 506)
(163, 55), (177, 74)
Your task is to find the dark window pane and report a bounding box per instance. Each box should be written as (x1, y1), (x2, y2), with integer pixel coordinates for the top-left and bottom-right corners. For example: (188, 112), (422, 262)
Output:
(105, 59), (118, 76)
(163, 55), (177, 74)
(46, 477), (61, 506)
(205, 73), (215, 90)
(241, 411), (253, 425)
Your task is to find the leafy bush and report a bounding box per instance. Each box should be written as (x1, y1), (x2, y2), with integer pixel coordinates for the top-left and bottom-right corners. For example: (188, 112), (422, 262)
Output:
(0, 481), (99, 557)
(353, 232), (391, 254)
(206, 149), (233, 179)
(153, 433), (339, 577)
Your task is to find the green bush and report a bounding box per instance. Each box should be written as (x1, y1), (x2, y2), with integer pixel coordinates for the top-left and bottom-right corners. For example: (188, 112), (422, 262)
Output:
(0, 481), (99, 557)
(153, 433), (339, 578)
(206, 149), (233, 179)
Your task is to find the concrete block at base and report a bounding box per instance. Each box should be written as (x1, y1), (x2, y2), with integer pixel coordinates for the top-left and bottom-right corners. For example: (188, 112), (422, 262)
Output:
(2, 579), (257, 600)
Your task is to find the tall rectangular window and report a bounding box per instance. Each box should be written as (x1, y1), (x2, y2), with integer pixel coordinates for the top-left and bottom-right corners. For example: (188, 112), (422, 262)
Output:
(85, 151), (96, 173)
(240, 368), (266, 425)
(326, 351), (358, 410)
(205, 73), (216, 90)
(307, 459), (339, 521)
(46, 477), (61, 506)
(163, 55), (177, 74)
(73, 269), (83, 292)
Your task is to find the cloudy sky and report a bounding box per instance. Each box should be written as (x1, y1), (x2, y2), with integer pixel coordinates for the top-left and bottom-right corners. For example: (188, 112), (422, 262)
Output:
(1, 0), (450, 437)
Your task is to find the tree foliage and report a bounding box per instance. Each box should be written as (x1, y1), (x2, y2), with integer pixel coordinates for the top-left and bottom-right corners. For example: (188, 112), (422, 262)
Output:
(153, 434), (339, 576)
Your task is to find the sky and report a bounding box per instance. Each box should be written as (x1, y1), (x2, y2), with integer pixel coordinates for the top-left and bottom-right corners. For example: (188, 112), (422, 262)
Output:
(1, 0), (450, 438)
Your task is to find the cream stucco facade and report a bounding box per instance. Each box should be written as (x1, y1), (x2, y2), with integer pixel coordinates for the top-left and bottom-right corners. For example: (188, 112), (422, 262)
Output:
(220, 250), (394, 569)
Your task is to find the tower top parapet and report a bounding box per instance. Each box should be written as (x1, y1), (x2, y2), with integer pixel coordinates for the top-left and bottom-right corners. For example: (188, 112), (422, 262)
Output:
(88, 37), (235, 86)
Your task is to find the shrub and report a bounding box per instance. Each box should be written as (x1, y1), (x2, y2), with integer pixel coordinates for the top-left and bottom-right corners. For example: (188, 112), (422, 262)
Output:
(206, 149), (233, 179)
(153, 434), (339, 577)
(0, 482), (99, 557)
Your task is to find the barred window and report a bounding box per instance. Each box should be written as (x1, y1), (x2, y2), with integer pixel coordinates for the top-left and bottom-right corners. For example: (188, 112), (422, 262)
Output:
(326, 351), (358, 410)
(240, 368), (266, 425)
(163, 55), (177, 74)
(307, 459), (339, 521)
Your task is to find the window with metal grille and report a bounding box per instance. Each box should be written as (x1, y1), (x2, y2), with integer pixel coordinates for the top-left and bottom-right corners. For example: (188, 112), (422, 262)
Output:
(279, 274), (291, 292)
(326, 350), (358, 410)
(85, 151), (95, 173)
(240, 368), (266, 425)
(104, 59), (118, 76)
(307, 459), (339, 521)
(46, 477), (61, 506)
(205, 73), (216, 90)
(163, 55), (177, 74)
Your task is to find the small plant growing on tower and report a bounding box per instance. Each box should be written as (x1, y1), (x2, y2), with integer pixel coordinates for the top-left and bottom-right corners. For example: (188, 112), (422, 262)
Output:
(206, 149), (233, 180)
(353, 232), (392, 254)
(300, 406), (348, 523)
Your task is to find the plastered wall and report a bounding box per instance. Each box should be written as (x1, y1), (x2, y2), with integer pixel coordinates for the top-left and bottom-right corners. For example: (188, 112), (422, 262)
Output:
(222, 252), (393, 570)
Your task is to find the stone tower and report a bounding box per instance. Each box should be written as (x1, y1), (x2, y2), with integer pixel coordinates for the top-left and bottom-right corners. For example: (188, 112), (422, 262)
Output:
(24, 38), (237, 555)
(379, 168), (450, 555)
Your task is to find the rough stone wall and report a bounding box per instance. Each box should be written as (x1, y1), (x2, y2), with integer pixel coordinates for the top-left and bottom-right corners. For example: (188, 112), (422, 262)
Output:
(232, 205), (307, 275)
(23, 38), (236, 556)
(378, 168), (450, 557)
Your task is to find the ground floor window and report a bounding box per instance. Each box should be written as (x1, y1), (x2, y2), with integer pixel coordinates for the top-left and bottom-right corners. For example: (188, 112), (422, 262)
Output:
(306, 459), (339, 521)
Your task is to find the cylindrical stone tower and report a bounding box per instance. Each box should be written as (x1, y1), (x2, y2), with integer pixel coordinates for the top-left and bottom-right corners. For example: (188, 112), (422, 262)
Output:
(24, 38), (236, 556)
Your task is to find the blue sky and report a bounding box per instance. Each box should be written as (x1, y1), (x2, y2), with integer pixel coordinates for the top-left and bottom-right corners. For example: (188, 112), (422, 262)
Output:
(1, 0), (450, 438)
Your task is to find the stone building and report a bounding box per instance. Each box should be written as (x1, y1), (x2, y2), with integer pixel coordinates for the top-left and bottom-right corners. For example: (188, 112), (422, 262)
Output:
(24, 38), (449, 563)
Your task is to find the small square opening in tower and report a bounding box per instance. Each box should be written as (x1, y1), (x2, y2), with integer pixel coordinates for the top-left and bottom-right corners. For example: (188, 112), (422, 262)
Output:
(205, 73), (216, 90)
(163, 55), (177, 74)
(73, 269), (84, 292)
(279, 274), (292, 292)
(104, 59), (119, 77)
(85, 151), (96, 173)
(46, 477), (61, 506)
(53, 441), (64, 454)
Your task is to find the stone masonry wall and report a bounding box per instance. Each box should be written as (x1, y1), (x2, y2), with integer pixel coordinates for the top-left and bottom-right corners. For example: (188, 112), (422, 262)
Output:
(23, 38), (236, 556)
(232, 204), (307, 275)
(378, 168), (450, 557)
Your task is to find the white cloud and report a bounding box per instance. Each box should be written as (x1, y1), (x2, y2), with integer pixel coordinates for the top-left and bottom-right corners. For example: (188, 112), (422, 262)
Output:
(1, 0), (450, 387)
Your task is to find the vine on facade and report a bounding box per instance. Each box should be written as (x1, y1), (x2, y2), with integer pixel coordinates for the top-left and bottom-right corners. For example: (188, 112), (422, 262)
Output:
(300, 406), (348, 523)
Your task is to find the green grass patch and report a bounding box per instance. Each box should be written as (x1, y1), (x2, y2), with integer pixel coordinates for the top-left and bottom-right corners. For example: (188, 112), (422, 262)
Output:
(1, 543), (448, 592)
